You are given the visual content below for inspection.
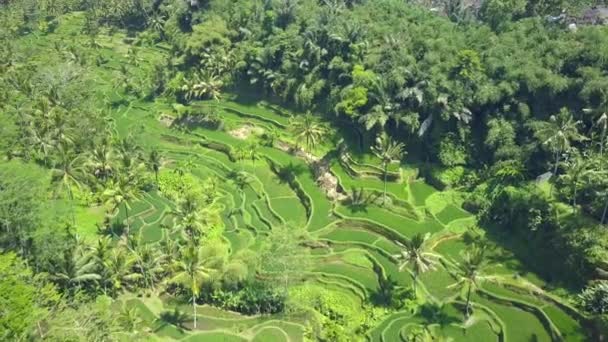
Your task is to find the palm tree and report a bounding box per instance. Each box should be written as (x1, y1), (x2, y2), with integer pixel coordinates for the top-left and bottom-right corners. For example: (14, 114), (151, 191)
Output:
(118, 303), (143, 333)
(168, 245), (215, 330)
(233, 144), (249, 171)
(87, 141), (115, 182)
(91, 236), (113, 293)
(289, 113), (327, 153)
(132, 243), (166, 291)
(172, 192), (208, 244)
(104, 248), (141, 294)
(393, 233), (439, 295)
(103, 176), (142, 241)
(535, 109), (586, 195)
(372, 134), (405, 204)
(147, 148), (164, 186)
(559, 152), (593, 213)
(51, 143), (86, 223)
(248, 142), (260, 173)
(448, 246), (487, 318)
(51, 236), (101, 291)
(358, 104), (389, 131)
(596, 113), (607, 163)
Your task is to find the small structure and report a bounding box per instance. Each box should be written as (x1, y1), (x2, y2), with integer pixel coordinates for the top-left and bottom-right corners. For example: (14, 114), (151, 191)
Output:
(581, 7), (608, 25)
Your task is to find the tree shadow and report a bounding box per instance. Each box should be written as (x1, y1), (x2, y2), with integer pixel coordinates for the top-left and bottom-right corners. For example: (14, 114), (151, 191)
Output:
(420, 302), (459, 327)
(344, 187), (381, 213)
(276, 163), (306, 184)
(156, 307), (189, 332)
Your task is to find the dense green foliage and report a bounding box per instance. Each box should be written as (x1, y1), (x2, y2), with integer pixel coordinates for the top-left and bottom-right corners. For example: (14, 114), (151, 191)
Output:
(2, 0), (608, 340)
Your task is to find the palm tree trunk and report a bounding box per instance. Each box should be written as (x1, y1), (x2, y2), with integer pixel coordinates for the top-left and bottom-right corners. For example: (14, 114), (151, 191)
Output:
(383, 163), (388, 205)
(573, 183), (578, 214)
(124, 202), (130, 240)
(550, 147), (561, 197)
(192, 293), (197, 329)
(412, 272), (418, 296)
(465, 284), (472, 318)
(68, 186), (76, 225)
(155, 170), (159, 187)
(601, 196), (608, 225)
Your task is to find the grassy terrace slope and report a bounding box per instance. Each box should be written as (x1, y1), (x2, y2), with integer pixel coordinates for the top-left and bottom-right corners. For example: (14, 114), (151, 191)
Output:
(22, 12), (588, 342)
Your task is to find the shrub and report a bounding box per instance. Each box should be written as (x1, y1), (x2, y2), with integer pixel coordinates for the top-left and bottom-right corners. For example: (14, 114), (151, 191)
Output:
(580, 281), (608, 314)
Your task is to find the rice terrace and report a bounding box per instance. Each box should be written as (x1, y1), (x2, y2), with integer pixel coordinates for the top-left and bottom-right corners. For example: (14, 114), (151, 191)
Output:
(2, 1), (608, 341)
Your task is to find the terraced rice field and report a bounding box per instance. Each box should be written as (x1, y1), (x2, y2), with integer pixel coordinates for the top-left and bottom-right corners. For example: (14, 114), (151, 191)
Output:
(103, 97), (587, 341)
(48, 19), (587, 340)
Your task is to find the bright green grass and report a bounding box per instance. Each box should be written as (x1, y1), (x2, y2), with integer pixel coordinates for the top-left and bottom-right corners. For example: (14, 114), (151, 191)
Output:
(542, 304), (586, 341)
(435, 204), (471, 225)
(320, 227), (383, 245)
(336, 205), (444, 239)
(182, 332), (247, 342)
(330, 161), (409, 201)
(410, 181), (437, 207)
(315, 263), (380, 293)
(249, 321), (305, 342)
(268, 197), (307, 226)
(251, 327), (289, 342)
(474, 295), (552, 342)
(418, 267), (458, 301)
(367, 312), (421, 342)
(74, 205), (105, 240)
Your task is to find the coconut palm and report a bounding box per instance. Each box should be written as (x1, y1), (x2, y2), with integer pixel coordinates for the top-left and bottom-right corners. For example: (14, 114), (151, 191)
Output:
(51, 236), (101, 291)
(534, 109), (586, 195)
(132, 243), (166, 290)
(372, 133), (405, 204)
(104, 248), (141, 294)
(147, 148), (164, 186)
(51, 142), (85, 201)
(559, 152), (593, 213)
(87, 141), (115, 182)
(173, 192), (208, 242)
(358, 104), (389, 131)
(118, 303), (143, 333)
(102, 176), (142, 241)
(168, 245), (216, 329)
(393, 233), (439, 295)
(289, 113), (327, 153)
(248, 142), (260, 173)
(447, 246), (488, 318)
(91, 236), (113, 293)
(233, 144), (249, 171)
(597, 113), (607, 163)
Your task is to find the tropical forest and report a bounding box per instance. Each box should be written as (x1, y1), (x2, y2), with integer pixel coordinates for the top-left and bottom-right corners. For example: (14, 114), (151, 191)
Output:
(3, 0), (608, 341)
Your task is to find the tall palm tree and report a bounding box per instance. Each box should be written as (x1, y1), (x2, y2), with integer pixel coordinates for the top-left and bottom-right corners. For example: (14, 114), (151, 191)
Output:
(448, 246), (487, 318)
(87, 141), (115, 183)
(248, 142), (260, 173)
(51, 143), (86, 224)
(172, 192), (214, 245)
(535, 110), (586, 195)
(132, 243), (166, 291)
(289, 113), (327, 153)
(103, 176), (142, 241)
(232, 144), (249, 171)
(559, 152), (593, 213)
(51, 236), (101, 291)
(104, 248), (141, 294)
(91, 236), (113, 293)
(168, 245), (214, 330)
(358, 104), (389, 131)
(596, 113), (607, 163)
(372, 134), (405, 204)
(147, 148), (164, 186)
(393, 233), (439, 295)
